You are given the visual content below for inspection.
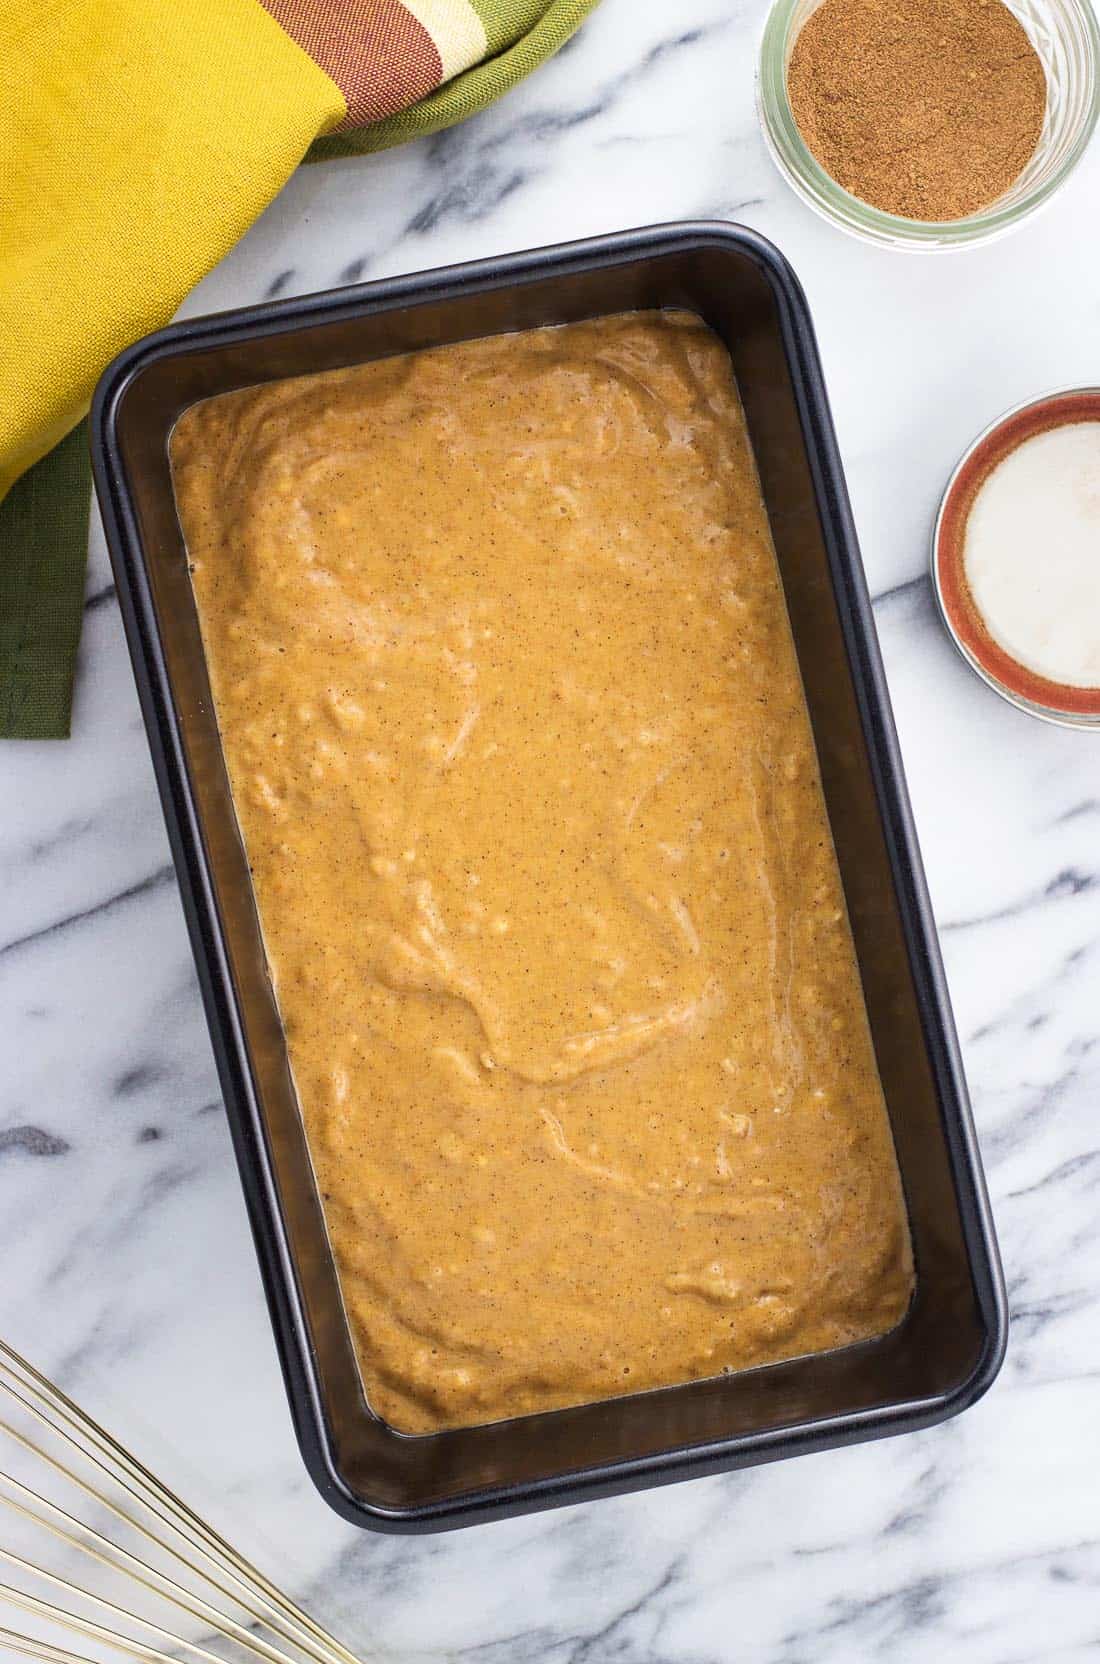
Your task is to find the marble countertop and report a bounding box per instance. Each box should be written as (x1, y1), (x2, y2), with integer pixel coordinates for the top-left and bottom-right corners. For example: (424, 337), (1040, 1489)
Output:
(3, 2), (1100, 1658)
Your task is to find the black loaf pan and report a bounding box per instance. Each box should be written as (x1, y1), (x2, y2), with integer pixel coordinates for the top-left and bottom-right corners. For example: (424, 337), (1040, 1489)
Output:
(91, 222), (1007, 1532)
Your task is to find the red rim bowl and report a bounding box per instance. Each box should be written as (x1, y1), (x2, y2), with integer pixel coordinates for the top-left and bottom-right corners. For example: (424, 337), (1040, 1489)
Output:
(932, 388), (1100, 729)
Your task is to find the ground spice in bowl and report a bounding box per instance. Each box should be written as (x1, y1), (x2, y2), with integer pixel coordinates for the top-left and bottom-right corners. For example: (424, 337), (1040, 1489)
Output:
(786, 0), (1048, 221)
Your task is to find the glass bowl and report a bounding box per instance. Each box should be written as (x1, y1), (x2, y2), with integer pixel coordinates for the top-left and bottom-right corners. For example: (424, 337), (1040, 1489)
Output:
(757, 0), (1100, 249)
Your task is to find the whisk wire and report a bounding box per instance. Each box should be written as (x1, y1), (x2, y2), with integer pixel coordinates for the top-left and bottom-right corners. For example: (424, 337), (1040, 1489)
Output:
(0, 1340), (366, 1664)
(0, 1576), (219, 1664)
(0, 1412), (348, 1664)
(0, 1477), (323, 1664)
(0, 1623), (122, 1664)
(0, 1342), (358, 1664)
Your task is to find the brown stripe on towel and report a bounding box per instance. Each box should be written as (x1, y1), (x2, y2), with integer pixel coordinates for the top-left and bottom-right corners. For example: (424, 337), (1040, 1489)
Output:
(261, 0), (444, 128)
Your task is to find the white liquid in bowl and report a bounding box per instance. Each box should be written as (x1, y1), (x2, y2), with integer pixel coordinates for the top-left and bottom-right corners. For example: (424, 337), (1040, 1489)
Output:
(964, 421), (1100, 688)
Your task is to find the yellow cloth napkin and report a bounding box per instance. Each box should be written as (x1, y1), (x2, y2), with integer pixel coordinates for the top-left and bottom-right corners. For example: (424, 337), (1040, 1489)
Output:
(0, 0), (598, 736)
(1, 0), (342, 497)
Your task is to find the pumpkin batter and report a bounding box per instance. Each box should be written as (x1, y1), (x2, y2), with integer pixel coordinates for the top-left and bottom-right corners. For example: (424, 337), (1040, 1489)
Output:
(171, 312), (913, 1434)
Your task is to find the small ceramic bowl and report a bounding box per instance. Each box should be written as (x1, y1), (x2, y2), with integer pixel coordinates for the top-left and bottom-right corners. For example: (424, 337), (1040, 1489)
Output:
(757, 0), (1100, 250)
(932, 388), (1100, 728)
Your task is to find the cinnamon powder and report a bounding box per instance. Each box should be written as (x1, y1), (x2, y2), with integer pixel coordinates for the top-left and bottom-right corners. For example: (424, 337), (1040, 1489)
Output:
(787, 0), (1047, 221)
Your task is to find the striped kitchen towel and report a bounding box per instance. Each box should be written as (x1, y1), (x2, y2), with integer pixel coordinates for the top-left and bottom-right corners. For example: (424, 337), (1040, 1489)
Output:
(0, 0), (600, 739)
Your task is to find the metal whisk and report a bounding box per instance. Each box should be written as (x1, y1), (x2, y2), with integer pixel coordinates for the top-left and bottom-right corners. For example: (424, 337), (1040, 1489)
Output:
(0, 1339), (366, 1664)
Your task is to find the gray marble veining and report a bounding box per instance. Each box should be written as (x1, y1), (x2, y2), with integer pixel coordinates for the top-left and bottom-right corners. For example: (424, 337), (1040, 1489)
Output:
(3, 0), (1100, 1657)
